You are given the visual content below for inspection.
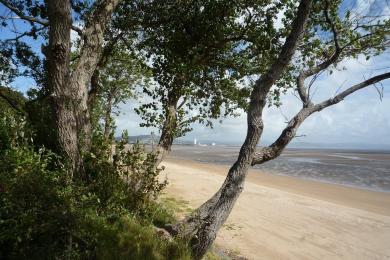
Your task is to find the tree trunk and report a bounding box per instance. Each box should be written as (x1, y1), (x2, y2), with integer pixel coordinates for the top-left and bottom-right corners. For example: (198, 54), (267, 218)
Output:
(169, 1), (312, 257)
(68, 0), (120, 177)
(45, 0), (120, 178)
(70, 55), (100, 163)
(171, 83), (267, 259)
(103, 96), (113, 142)
(155, 95), (179, 166)
(88, 69), (101, 113)
(46, 0), (79, 175)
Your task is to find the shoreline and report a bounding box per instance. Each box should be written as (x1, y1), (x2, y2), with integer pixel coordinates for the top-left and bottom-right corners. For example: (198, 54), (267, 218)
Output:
(167, 145), (390, 194)
(181, 159), (390, 193)
(161, 158), (390, 259)
(165, 158), (390, 217)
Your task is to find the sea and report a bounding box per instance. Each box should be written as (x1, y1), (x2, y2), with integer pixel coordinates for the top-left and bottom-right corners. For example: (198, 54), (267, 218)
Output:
(168, 145), (390, 193)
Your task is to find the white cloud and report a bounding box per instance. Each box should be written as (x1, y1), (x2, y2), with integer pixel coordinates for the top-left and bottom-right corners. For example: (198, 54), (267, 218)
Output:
(114, 52), (390, 148)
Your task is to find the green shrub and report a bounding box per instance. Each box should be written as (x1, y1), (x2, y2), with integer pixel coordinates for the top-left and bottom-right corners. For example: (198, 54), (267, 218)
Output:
(0, 112), (31, 155)
(85, 131), (169, 223)
(0, 144), (190, 259)
(94, 216), (190, 260)
(0, 147), (74, 259)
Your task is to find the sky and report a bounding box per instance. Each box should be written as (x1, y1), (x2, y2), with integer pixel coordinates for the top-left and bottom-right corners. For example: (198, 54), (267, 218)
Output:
(114, 0), (390, 148)
(1, 0), (390, 149)
(114, 53), (390, 147)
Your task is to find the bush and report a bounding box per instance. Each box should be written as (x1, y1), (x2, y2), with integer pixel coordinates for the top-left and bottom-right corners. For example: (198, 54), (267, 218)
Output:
(0, 144), (190, 259)
(85, 132), (168, 224)
(93, 216), (190, 260)
(0, 147), (74, 259)
(0, 112), (31, 155)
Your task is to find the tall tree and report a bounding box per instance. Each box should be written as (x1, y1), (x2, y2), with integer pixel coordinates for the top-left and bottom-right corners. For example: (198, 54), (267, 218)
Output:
(116, 0), (292, 166)
(0, 0), (122, 177)
(164, 0), (390, 258)
(91, 43), (144, 143)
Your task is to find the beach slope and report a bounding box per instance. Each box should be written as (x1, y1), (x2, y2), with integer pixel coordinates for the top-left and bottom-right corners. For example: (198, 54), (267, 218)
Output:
(162, 159), (390, 260)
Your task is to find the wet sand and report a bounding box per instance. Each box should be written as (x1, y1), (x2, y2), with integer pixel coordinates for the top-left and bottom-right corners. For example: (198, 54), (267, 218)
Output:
(168, 146), (390, 192)
(161, 158), (390, 260)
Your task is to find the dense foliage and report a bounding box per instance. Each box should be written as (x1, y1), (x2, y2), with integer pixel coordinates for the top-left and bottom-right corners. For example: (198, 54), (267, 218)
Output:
(0, 112), (190, 259)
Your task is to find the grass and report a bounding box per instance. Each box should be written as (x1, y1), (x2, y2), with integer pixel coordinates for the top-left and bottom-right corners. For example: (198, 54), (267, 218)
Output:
(160, 196), (193, 216)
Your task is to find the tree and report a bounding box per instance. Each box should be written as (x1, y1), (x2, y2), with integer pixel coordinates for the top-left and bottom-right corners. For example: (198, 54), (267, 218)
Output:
(91, 43), (144, 143)
(116, 0), (287, 166)
(0, 0), (122, 177)
(163, 0), (390, 258)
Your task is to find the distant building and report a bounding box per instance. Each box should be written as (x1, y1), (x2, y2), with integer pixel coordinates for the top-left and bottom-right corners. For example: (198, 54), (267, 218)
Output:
(194, 138), (197, 145)
(212, 142), (216, 146)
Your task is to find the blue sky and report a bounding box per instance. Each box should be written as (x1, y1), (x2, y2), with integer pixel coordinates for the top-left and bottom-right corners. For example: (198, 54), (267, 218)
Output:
(1, 0), (390, 148)
(0, 3), (45, 92)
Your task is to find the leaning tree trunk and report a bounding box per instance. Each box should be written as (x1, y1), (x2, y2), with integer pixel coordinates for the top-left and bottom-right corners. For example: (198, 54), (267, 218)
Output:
(68, 0), (120, 177)
(154, 96), (179, 167)
(46, 0), (79, 176)
(170, 83), (267, 259)
(168, 0), (312, 257)
(70, 0), (120, 156)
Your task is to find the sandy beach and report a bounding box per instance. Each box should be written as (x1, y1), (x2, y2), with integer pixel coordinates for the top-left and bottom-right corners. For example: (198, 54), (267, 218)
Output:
(161, 158), (390, 260)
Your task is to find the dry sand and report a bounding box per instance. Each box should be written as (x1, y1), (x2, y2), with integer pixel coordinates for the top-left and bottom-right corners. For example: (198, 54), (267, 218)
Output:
(161, 159), (390, 260)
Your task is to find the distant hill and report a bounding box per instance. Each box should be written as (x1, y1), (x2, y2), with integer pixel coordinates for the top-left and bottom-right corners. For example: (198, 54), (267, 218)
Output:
(115, 135), (157, 144)
(115, 135), (390, 151)
(115, 134), (197, 145)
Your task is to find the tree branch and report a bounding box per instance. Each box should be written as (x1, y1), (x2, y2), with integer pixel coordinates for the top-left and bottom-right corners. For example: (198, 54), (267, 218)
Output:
(4, 25), (47, 42)
(296, 74), (311, 106)
(255, 0), (313, 96)
(0, 0), (48, 26)
(88, 32), (123, 107)
(251, 107), (311, 165)
(72, 0), (120, 74)
(0, 0), (83, 35)
(177, 97), (187, 110)
(323, 1), (340, 52)
(70, 0), (121, 120)
(238, 0), (312, 167)
(252, 71), (390, 166)
(314, 72), (390, 111)
(296, 1), (342, 106)
(0, 87), (25, 115)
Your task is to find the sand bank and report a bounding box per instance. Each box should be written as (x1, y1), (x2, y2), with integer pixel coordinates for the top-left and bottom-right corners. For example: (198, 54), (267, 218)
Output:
(161, 159), (390, 260)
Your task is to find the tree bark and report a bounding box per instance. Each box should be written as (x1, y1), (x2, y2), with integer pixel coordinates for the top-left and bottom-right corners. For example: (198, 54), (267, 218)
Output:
(170, 1), (313, 258)
(47, 0), (120, 177)
(155, 95), (179, 166)
(251, 107), (312, 165)
(88, 33), (121, 110)
(88, 68), (101, 111)
(69, 0), (120, 161)
(46, 0), (79, 175)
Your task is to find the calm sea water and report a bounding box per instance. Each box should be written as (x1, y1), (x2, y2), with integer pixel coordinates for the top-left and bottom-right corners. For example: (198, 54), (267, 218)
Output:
(168, 145), (390, 193)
